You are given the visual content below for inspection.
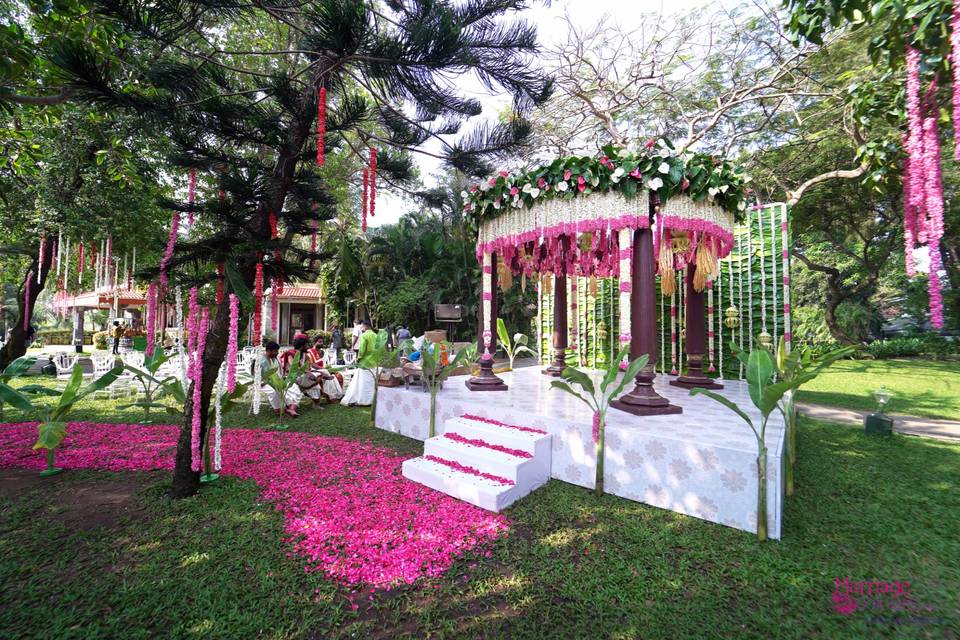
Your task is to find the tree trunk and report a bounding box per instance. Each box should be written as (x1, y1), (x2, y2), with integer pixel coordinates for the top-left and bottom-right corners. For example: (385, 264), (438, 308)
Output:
(169, 65), (324, 499)
(0, 245), (54, 371)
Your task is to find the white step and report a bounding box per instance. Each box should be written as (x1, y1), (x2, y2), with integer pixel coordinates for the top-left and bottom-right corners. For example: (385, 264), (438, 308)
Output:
(402, 456), (517, 512)
(444, 415), (550, 456)
(424, 436), (532, 482)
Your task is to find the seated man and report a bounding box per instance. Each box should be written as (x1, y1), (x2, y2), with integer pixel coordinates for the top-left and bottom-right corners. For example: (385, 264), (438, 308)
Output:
(255, 341), (301, 417)
(306, 335), (344, 402)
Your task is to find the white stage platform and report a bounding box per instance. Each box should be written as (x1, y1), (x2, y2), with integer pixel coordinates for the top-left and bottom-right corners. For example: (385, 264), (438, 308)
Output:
(376, 367), (785, 539)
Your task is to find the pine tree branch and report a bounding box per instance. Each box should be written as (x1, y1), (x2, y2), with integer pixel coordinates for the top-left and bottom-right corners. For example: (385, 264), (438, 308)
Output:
(0, 87), (75, 105)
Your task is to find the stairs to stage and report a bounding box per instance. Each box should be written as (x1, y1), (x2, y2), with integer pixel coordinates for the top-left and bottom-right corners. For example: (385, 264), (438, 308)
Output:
(401, 414), (552, 512)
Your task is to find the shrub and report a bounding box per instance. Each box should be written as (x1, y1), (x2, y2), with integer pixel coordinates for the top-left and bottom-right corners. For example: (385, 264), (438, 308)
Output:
(92, 331), (109, 350)
(865, 333), (958, 359)
(305, 329), (332, 345)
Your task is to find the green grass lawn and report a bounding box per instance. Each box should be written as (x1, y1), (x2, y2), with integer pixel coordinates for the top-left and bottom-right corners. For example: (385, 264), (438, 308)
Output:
(797, 358), (960, 421)
(1, 385), (959, 638)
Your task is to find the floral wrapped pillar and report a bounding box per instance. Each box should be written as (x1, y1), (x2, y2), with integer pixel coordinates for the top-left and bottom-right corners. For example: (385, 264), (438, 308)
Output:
(611, 194), (682, 416)
(466, 251), (508, 391)
(543, 235), (569, 377)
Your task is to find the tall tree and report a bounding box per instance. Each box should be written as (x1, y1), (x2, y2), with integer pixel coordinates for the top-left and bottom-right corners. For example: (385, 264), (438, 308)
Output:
(41, 0), (550, 498)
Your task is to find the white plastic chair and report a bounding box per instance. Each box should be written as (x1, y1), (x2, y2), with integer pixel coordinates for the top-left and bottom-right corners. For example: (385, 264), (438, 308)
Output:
(54, 353), (78, 379)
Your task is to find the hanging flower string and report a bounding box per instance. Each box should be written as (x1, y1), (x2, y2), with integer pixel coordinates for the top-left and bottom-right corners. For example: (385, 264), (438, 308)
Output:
(213, 374), (224, 471)
(159, 211), (181, 288)
(253, 261), (264, 346)
(23, 272), (32, 331)
(952, 2), (960, 161)
(37, 234), (45, 284)
(316, 86), (327, 167)
(227, 294), (239, 392)
(921, 82), (945, 329)
(146, 282), (157, 357)
(369, 147), (377, 218)
(216, 262), (225, 304)
(361, 168), (369, 232)
(268, 212), (278, 239)
(190, 307), (210, 472)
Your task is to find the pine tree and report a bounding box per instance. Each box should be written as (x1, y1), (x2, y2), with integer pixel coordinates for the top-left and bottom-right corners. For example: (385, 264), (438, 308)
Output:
(47, 0), (551, 497)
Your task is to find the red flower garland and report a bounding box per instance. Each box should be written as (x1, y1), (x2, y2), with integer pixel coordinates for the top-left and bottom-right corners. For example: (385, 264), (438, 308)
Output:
(361, 168), (369, 232)
(460, 413), (547, 435)
(216, 262), (225, 304)
(369, 147), (377, 218)
(316, 86), (326, 167)
(78, 242), (84, 276)
(254, 261), (264, 346)
(424, 455), (514, 486)
(268, 212), (278, 239)
(442, 432), (532, 458)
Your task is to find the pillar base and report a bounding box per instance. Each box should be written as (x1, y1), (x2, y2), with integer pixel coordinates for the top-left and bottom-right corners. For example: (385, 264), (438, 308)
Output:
(611, 373), (683, 416)
(465, 375), (508, 391)
(670, 376), (724, 390)
(466, 359), (508, 391)
(542, 351), (567, 377)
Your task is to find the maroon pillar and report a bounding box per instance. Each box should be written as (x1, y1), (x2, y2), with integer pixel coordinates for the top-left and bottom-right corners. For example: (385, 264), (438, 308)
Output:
(611, 200), (682, 416)
(543, 235), (568, 377)
(466, 251), (507, 391)
(671, 263), (723, 389)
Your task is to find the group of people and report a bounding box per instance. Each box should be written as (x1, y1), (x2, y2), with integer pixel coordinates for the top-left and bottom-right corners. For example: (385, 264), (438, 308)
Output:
(256, 333), (345, 417)
(254, 320), (383, 417)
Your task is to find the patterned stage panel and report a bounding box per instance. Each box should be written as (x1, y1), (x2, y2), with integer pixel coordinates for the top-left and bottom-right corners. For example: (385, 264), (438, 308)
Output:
(375, 367), (785, 539)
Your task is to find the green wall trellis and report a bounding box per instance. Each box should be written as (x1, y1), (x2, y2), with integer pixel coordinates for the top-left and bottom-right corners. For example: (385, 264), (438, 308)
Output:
(535, 203), (792, 380)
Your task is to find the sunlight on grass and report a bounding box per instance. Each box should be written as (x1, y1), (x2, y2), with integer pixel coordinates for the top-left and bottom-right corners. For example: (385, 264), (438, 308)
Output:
(180, 551), (210, 567)
(798, 358), (960, 420)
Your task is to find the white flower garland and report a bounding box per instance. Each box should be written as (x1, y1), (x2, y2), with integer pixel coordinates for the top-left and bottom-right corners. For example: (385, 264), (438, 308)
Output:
(175, 287), (188, 393)
(252, 345), (263, 415)
(781, 203), (792, 353)
(214, 371), (224, 470)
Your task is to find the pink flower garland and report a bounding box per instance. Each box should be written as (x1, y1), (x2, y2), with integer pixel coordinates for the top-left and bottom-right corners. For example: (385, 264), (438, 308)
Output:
(922, 84), (946, 329)
(146, 281), (157, 356)
(227, 293), (239, 392)
(191, 307), (209, 472)
(361, 168), (369, 232)
(424, 454), (515, 486)
(460, 414), (547, 435)
(442, 432), (533, 458)
(254, 261), (263, 346)
(591, 411), (600, 444)
(316, 86), (327, 167)
(159, 211), (180, 288)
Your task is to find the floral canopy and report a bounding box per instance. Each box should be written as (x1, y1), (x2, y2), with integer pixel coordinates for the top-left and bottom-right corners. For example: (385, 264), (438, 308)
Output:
(464, 139), (749, 293)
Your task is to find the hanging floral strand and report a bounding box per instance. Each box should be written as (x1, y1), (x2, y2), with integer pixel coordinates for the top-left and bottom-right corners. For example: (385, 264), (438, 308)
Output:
(253, 261), (264, 346)
(227, 294), (239, 393)
(921, 82), (946, 328)
(213, 373), (224, 471)
(190, 307), (209, 472)
(268, 212), (278, 239)
(369, 147), (377, 218)
(362, 168), (369, 232)
(23, 272), (32, 331)
(216, 262), (225, 304)
(146, 281), (157, 356)
(952, 2), (960, 161)
(159, 211), (181, 288)
(37, 234), (45, 283)
(316, 86), (327, 166)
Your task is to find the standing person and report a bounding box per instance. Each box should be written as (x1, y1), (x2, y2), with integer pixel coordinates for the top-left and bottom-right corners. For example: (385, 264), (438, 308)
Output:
(330, 324), (344, 365)
(111, 320), (124, 354)
(341, 319), (377, 406)
(396, 324), (412, 343)
(350, 319), (363, 353)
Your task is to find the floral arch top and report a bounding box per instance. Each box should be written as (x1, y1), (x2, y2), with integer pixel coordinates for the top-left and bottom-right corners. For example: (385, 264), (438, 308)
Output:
(465, 140), (750, 293)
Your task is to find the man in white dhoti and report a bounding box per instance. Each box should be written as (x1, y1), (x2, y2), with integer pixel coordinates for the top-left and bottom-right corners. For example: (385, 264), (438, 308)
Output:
(257, 341), (301, 416)
(341, 319), (377, 406)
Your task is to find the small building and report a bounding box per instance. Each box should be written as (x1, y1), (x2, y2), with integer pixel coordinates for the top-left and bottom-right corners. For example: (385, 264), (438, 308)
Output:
(59, 288), (147, 345)
(262, 283), (329, 345)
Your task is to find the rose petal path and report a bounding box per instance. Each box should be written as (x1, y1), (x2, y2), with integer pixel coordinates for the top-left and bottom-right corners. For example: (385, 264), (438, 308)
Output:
(0, 422), (509, 587)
